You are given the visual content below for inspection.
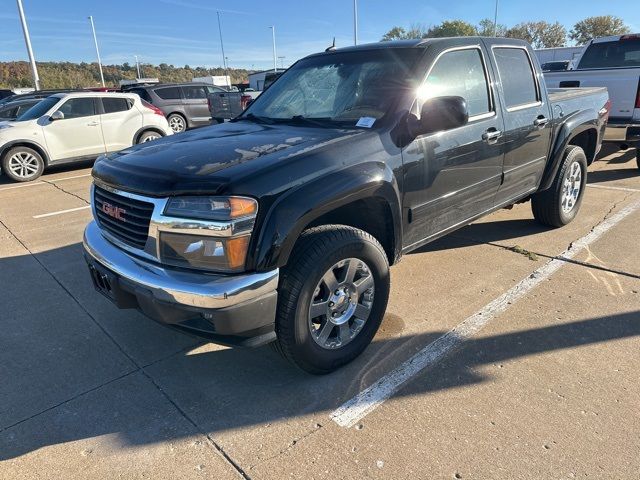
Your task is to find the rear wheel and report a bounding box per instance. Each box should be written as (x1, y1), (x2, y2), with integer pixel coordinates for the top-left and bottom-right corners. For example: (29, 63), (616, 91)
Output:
(136, 130), (162, 144)
(272, 225), (390, 374)
(1, 146), (45, 182)
(531, 145), (587, 227)
(167, 113), (186, 133)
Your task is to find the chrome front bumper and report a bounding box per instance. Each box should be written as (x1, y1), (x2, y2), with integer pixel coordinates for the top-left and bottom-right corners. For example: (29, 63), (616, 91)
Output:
(83, 221), (279, 346)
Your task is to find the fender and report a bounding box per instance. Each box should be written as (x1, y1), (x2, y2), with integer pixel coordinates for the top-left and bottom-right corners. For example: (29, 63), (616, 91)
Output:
(251, 161), (402, 272)
(539, 109), (599, 191)
(0, 139), (50, 166)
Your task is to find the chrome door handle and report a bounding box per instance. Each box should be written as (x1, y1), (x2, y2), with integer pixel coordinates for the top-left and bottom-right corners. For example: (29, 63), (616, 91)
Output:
(482, 129), (502, 144)
(87, 121), (99, 126)
(534, 116), (549, 128)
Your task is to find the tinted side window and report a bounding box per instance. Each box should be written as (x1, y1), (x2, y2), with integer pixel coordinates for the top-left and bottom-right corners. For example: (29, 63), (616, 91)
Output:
(182, 85), (207, 99)
(421, 48), (491, 117)
(0, 106), (18, 118)
(130, 88), (152, 103)
(59, 98), (96, 119)
(155, 87), (181, 100)
(102, 97), (132, 114)
(494, 48), (538, 108)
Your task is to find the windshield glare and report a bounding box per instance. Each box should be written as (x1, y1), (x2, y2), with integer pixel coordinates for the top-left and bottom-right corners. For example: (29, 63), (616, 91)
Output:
(245, 49), (422, 125)
(15, 97), (59, 121)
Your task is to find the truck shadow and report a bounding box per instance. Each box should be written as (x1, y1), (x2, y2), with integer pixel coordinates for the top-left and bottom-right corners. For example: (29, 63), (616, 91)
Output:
(0, 244), (638, 461)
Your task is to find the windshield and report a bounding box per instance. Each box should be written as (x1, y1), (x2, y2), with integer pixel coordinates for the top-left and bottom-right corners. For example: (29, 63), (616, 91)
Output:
(578, 38), (640, 69)
(244, 48), (422, 126)
(15, 97), (59, 121)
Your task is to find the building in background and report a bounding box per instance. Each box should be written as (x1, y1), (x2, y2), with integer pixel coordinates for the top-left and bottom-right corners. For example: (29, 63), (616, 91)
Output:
(535, 46), (585, 69)
(248, 68), (287, 91)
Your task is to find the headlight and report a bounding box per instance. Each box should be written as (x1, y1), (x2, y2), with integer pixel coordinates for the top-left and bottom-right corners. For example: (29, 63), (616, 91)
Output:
(159, 196), (257, 272)
(164, 196), (257, 221)
(159, 232), (250, 272)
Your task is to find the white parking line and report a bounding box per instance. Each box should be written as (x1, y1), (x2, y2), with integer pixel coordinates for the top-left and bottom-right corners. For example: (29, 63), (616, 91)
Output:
(331, 198), (640, 428)
(32, 205), (91, 219)
(587, 184), (640, 193)
(0, 173), (91, 192)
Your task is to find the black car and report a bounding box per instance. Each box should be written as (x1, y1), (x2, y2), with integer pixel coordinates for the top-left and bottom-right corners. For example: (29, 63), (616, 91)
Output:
(84, 38), (609, 374)
(0, 98), (41, 121)
(124, 83), (226, 133)
(0, 89), (14, 101)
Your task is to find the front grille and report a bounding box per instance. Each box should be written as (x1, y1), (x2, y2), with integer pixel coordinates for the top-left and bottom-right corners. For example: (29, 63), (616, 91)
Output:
(94, 185), (154, 249)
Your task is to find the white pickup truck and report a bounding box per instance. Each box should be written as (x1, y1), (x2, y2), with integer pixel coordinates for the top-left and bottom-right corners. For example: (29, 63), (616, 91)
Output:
(545, 34), (640, 169)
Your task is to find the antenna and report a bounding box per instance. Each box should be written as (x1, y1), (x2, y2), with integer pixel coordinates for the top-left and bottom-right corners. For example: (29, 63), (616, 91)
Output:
(325, 37), (336, 52)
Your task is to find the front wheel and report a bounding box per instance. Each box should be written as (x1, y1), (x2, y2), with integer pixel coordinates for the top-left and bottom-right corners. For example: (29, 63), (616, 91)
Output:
(272, 225), (390, 374)
(1, 146), (45, 182)
(531, 145), (587, 227)
(136, 131), (162, 144)
(167, 113), (186, 133)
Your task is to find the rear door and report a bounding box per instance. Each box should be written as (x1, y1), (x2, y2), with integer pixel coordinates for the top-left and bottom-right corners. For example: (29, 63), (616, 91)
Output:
(487, 41), (553, 204)
(42, 97), (105, 161)
(181, 85), (210, 126)
(99, 96), (141, 152)
(402, 43), (505, 248)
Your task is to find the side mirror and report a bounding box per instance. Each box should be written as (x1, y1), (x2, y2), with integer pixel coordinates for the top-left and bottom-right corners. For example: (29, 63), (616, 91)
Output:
(50, 110), (64, 121)
(408, 96), (469, 138)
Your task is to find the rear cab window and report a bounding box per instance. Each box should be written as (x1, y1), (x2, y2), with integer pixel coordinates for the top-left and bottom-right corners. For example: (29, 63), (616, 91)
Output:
(493, 47), (540, 110)
(154, 87), (182, 100)
(578, 37), (640, 69)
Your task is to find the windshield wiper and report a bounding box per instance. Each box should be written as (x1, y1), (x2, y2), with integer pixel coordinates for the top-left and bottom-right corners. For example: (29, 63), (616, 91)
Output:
(285, 115), (335, 128)
(235, 113), (274, 124)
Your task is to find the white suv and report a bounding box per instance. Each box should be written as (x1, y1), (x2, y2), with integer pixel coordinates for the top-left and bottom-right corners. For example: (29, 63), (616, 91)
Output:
(0, 92), (172, 182)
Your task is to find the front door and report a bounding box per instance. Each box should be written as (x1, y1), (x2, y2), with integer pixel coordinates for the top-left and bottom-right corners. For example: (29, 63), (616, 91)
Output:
(486, 42), (553, 204)
(402, 45), (505, 250)
(43, 97), (105, 161)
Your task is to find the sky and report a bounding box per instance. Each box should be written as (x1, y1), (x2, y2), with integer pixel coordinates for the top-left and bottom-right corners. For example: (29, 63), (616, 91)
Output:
(1, 0), (639, 71)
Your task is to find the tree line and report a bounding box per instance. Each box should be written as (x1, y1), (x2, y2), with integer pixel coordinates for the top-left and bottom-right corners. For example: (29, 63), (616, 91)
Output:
(0, 61), (251, 90)
(381, 15), (631, 48)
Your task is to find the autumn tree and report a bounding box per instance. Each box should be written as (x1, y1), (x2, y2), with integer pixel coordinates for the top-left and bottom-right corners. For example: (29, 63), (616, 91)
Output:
(569, 16), (630, 45)
(506, 21), (567, 48)
(427, 20), (478, 38)
(477, 18), (507, 37)
(381, 24), (429, 41)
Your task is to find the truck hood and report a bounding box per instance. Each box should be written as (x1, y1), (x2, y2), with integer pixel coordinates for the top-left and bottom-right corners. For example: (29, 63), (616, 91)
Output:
(92, 121), (364, 196)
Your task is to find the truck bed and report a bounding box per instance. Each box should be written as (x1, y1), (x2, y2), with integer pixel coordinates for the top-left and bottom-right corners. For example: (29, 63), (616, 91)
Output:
(547, 86), (608, 103)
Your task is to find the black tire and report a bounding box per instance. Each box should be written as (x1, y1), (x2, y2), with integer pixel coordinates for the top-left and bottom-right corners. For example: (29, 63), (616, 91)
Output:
(1, 146), (45, 183)
(136, 130), (162, 144)
(167, 113), (186, 133)
(531, 145), (587, 227)
(272, 225), (390, 374)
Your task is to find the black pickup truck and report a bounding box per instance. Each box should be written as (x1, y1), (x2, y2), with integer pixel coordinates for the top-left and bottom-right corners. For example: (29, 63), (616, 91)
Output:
(84, 38), (609, 374)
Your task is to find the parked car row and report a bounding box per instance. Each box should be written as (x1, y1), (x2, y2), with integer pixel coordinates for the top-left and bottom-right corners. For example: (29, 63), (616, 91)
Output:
(544, 33), (640, 169)
(0, 92), (172, 182)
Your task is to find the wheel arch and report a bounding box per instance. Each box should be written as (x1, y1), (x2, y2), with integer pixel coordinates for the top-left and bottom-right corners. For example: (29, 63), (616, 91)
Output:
(133, 126), (167, 145)
(539, 110), (600, 191)
(250, 166), (402, 272)
(0, 140), (50, 167)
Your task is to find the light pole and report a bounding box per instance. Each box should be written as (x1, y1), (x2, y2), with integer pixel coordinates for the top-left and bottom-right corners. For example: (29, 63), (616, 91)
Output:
(278, 56), (285, 69)
(217, 11), (228, 78)
(493, 0), (499, 36)
(269, 26), (277, 73)
(353, 0), (358, 46)
(16, 0), (40, 90)
(134, 55), (141, 78)
(88, 16), (105, 87)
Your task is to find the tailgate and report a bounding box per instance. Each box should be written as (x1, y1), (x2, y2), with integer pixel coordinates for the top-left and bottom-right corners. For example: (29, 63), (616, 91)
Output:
(208, 91), (242, 120)
(545, 69), (640, 120)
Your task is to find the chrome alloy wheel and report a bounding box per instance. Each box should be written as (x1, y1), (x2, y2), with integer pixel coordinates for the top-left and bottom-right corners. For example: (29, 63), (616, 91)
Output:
(8, 151), (40, 179)
(308, 258), (375, 350)
(561, 160), (582, 214)
(168, 115), (185, 133)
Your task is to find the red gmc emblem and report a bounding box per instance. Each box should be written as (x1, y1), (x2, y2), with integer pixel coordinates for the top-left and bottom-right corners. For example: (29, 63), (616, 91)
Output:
(102, 202), (126, 222)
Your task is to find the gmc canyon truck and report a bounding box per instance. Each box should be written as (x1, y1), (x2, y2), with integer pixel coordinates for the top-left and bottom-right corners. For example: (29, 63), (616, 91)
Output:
(544, 34), (640, 168)
(83, 38), (609, 374)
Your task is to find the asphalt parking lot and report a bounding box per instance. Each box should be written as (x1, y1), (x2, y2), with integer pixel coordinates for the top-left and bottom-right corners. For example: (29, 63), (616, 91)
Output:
(1, 146), (638, 479)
